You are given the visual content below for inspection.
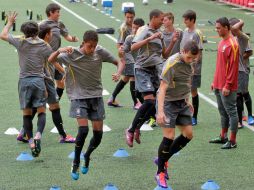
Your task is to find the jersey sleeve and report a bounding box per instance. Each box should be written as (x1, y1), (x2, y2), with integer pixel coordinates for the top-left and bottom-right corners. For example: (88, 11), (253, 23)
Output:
(161, 61), (175, 88)
(123, 35), (132, 53)
(100, 47), (118, 63)
(117, 25), (126, 44)
(132, 26), (147, 43)
(59, 21), (69, 37)
(57, 53), (71, 66)
(7, 34), (23, 49)
(194, 29), (203, 50)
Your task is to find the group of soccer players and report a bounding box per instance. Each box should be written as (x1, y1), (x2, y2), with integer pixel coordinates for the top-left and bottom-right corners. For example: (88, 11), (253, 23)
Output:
(0, 2), (253, 189)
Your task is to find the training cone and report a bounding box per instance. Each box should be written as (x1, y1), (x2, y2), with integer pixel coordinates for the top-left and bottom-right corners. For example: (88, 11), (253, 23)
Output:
(103, 89), (110, 96)
(201, 180), (220, 190)
(4, 127), (20, 135)
(16, 152), (34, 161)
(68, 151), (84, 160)
(103, 183), (118, 190)
(140, 123), (154, 131)
(154, 185), (173, 190)
(103, 124), (111, 132)
(113, 148), (129, 158)
(50, 127), (58, 134)
(50, 186), (61, 190)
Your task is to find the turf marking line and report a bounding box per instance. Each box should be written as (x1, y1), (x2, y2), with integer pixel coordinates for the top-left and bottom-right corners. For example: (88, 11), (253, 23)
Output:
(52, 0), (254, 133)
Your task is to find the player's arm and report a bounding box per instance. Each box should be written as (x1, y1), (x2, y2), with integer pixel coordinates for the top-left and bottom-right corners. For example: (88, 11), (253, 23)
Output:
(111, 59), (125, 82)
(48, 47), (73, 63)
(52, 62), (65, 74)
(64, 34), (79, 42)
(156, 80), (168, 126)
(131, 32), (162, 51)
(0, 12), (17, 41)
(231, 19), (244, 37)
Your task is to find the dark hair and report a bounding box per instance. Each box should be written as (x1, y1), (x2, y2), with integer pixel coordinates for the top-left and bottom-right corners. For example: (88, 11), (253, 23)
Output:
(182, 10), (196, 23)
(164, 12), (174, 24)
(46, 3), (60, 17)
(20, 21), (39, 38)
(83, 30), (98, 42)
(133, 18), (145, 27)
(229, 17), (240, 27)
(38, 24), (51, 39)
(183, 41), (199, 55)
(124, 9), (135, 16)
(216, 17), (230, 30)
(149, 9), (163, 20)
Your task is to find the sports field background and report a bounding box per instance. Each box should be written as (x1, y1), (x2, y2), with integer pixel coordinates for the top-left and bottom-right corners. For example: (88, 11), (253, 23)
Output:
(0, 0), (254, 189)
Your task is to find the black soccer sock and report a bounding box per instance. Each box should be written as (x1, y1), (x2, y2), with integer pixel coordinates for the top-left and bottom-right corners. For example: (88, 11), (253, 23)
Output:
(168, 135), (191, 159)
(37, 112), (46, 134)
(128, 99), (155, 133)
(136, 90), (144, 103)
(52, 108), (66, 138)
(237, 93), (244, 125)
(157, 137), (173, 173)
(32, 107), (37, 119)
(74, 126), (89, 165)
(23, 115), (33, 139)
(130, 81), (138, 105)
(112, 80), (127, 101)
(84, 130), (103, 167)
(192, 95), (199, 119)
(136, 104), (156, 130)
(243, 92), (252, 116)
(56, 87), (64, 100)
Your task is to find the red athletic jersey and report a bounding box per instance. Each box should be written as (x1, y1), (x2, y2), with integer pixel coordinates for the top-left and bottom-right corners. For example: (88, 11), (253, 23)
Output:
(213, 36), (239, 91)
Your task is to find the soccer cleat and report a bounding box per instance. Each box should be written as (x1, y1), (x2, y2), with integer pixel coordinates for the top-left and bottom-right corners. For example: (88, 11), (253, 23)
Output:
(107, 97), (122, 107)
(155, 172), (168, 188)
(238, 123), (244, 129)
(59, 134), (75, 143)
(192, 118), (197, 126)
(147, 117), (157, 128)
(221, 141), (237, 149)
(209, 136), (228, 144)
(31, 139), (41, 157)
(154, 157), (169, 180)
(133, 102), (142, 110)
(125, 129), (134, 147)
(17, 133), (29, 143)
(71, 164), (79, 180)
(134, 129), (141, 144)
(81, 155), (90, 174)
(248, 116), (254, 125)
(242, 116), (247, 121)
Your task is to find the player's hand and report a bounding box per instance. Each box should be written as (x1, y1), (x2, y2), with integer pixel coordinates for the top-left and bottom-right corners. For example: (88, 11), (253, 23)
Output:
(222, 87), (230, 96)
(172, 30), (180, 43)
(7, 11), (17, 24)
(210, 83), (214, 91)
(185, 100), (194, 113)
(58, 47), (73, 54)
(112, 73), (120, 82)
(72, 36), (79, 42)
(156, 112), (166, 126)
(148, 32), (162, 41)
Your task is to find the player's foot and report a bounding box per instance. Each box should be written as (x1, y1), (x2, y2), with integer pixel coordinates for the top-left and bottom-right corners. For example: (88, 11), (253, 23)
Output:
(107, 97), (122, 107)
(209, 136), (228, 144)
(248, 116), (254, 125)
(221, 141), (237, 149)
(242, 115), (247, 121)
(59, 134), (76, 143)
(133, 102), (142, 110)
(134, 129), (141, 144)
(17, 133), (29, 143)
(155, 172), (168, 188)
(71, 163), (79, 180)
(125, 129), (134, 147)
(30, 139), (41, 157)
(148, 117), (157, 127)
(81, 155), (90, 174)
(238, 123), (244, 129)
(192, 117), (197, 126)
(154, 157), (169, 180)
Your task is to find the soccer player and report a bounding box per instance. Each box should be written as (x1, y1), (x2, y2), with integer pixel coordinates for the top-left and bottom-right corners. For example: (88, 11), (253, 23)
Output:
(40, 3), (78, 100)
(229, 18), (254, 127)
(107, 9), (137, 108)
(125, 9), (164, 147)
(48, 30), (124, 180)
(210, 17), (239, 149)
(180, 10), (203, 126)
(155, 41), (199, 188)
(0, 12), (52, 157)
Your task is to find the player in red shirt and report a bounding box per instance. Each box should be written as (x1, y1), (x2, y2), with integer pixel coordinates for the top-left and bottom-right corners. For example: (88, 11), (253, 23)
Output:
(210, 17), (239, 149)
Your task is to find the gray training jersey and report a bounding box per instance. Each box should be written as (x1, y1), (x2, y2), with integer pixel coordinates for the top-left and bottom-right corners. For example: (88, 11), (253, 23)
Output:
(117, 22), (132, 45)
(123, 34), (136, 64)
(180, 28), (203, 75)
(8, 34), (52, 79)
(161, 53), (193, 101)
(57, 46), (117, 100)
(237, 32), (252, 74)
(133, 25), (164, 68)
(40, 19), (69, 51)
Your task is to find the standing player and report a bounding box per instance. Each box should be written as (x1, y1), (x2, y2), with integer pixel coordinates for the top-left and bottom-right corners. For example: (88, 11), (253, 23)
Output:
(0, 12), (52, 157)
(229, 18), (254, 127)
(48, 30), (124, 180)
(180, 10), (203, 126)
(210, 17), (239, 149)
(107, 9), (138, 108)
(155, 41), (199, 188)
(40, 3), (78, 100)
(125, 9), (164, 147)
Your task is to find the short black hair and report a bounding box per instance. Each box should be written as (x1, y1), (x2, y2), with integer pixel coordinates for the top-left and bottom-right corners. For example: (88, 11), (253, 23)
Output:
(183, 40), (199, 55)
(149, 9), (163, 20)
(46, 3), (60, 17)
(124, 9), (135, 16)
(182, 10), (196, 23)
(20, 21), (39, 38)
(133, 18), (145, 27)
(83, 30), (98, 42)
(38, 24), (51, 39)
(229, 17), (240, 27)
(216, 17), (230, 30)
